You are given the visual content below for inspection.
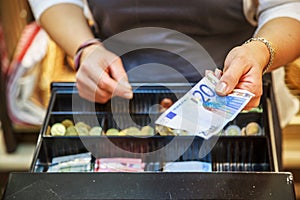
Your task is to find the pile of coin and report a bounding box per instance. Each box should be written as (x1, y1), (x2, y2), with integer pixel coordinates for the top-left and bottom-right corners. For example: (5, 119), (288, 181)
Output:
(48, 119), (103, 136)
(48, 118), (262, 137)
(224, 122), (262, 136)
(155, 124), (189, 136)
(106, 126), (155, 136)
(48, 119), (156, 137)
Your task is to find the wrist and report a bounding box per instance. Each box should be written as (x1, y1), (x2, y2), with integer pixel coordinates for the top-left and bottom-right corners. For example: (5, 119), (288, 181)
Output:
(244, 37), (275, 74)
(73, 38), (102, 71)
(80, 44), (102, 63)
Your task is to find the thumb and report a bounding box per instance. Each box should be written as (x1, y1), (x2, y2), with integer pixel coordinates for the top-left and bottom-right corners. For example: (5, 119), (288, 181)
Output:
(215, 66), (243, 96)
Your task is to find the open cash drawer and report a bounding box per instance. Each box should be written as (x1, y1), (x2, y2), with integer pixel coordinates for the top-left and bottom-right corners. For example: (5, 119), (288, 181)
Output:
(30, 81), (278, 173)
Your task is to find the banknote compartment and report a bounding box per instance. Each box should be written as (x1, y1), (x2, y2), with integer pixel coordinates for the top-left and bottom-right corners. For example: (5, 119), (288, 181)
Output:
(32, 136), (272, 172)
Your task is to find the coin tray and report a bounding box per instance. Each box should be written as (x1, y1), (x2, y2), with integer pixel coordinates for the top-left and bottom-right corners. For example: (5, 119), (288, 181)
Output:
(31, 82), (272, 173)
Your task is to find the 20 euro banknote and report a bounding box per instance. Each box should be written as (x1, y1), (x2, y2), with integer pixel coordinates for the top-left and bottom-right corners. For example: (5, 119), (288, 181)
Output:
(155, 72), (254, 139)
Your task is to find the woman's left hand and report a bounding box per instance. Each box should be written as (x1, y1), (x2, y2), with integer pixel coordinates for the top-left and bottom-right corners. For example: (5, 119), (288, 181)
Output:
(215, 40), (270, 110)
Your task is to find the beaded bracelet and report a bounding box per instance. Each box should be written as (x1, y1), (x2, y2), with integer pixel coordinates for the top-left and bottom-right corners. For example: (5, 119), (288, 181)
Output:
(73, 38), (102, 71)
(244, 37), (275, 74)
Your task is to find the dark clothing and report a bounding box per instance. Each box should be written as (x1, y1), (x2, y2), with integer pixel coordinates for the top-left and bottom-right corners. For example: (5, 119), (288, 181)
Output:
(88, 0), (256, 82)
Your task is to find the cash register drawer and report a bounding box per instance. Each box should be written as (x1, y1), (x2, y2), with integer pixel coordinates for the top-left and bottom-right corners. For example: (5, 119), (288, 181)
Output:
(30, 82), (275, 173)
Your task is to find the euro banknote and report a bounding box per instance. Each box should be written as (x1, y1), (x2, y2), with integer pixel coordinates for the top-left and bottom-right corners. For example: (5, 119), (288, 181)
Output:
(155, 72), (254, 139)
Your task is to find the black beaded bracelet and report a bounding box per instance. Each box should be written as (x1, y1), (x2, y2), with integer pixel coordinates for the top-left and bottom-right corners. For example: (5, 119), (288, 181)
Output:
(244, 37), (275, 74)
(73, 38), (102, 71)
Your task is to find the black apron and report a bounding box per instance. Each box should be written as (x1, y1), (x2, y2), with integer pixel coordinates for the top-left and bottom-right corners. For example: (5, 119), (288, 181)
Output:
(87, 0), (256, 83)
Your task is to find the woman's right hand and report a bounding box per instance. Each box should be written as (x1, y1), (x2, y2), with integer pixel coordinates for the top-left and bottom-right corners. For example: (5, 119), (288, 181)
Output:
(76, 44), (133, 103)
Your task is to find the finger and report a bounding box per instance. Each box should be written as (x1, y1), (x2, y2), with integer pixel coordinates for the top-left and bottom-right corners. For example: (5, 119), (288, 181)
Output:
(79, 88), (111, 104)
(243, 96), (261, 110)
(106, 54), (131, 89)
(80, 88), (111, 103)
(205, 70), (214, 77)
(235, 80), (262, 97)
(78, 51), (132, 100)
(76, 76), (111, 103)
(215, 61), (246, 96)
(97, 70), (133, 99)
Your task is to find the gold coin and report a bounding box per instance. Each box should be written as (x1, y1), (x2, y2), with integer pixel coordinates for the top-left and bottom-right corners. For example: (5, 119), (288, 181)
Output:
(225, 125), (241, 136)
(75, 121), (91, 131)
(61, 119), (74, 128)
(155, 125), (175, 136)
(106, 128), (123, 136)
(65, 126), (78, 136)
(120, 127), (141, 136)
(241, 127), (247, 136)
(45, 126), (51, 136)
(140, 126), (155, 136)
(50, 123), (66, 136)
(75, 126), (89, 136)
(245, 122), (261, 136)
(89, 126), (102, 136)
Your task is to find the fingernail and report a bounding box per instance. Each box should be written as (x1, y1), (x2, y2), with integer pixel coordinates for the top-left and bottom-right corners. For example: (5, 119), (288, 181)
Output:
(215, 81), (227, 94)
(205, 70), (213, 77)
(214, 68), (222, 79)
(123, 91), (133, 99)
(205, 70), (210, 76)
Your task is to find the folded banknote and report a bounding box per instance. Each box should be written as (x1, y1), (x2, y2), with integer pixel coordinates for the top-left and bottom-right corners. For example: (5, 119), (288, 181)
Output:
(155, 72), (254, 139)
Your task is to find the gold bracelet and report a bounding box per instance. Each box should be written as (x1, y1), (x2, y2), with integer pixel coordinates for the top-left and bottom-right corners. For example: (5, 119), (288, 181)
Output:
(244, 37), (275, 74)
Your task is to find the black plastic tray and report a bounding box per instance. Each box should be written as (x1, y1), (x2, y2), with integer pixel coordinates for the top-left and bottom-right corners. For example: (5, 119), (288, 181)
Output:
(31, 82), (272, 173)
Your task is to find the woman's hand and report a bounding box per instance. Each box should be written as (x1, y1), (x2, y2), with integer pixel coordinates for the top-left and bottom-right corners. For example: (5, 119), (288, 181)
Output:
(76, 44), (133, 103)
(215, 40), (270, 110)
